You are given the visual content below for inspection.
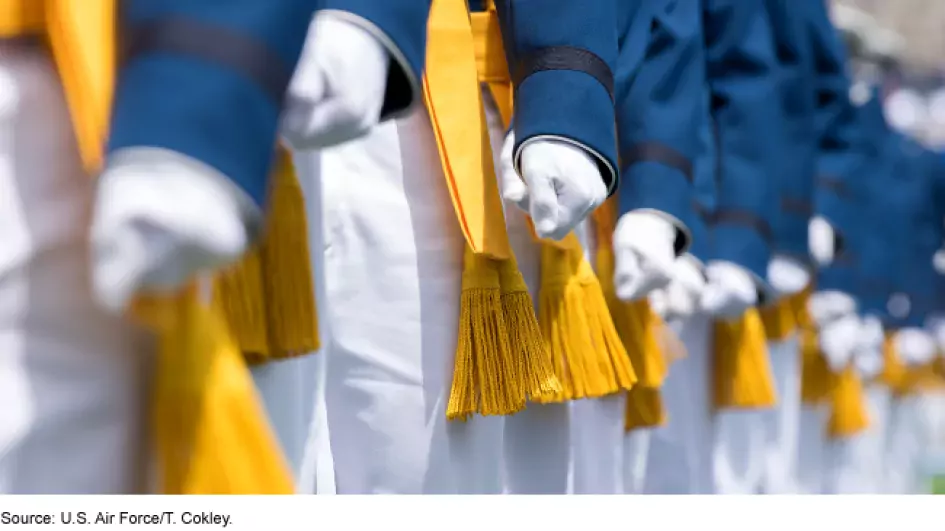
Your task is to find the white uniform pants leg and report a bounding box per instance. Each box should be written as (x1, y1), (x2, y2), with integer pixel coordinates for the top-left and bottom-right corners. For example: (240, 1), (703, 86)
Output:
(761, 336), (801, 493)
(320, 108), (503, 494)
(713, 349), (768, 493)
(887, 393), (938, 494)
(568, 220), (627, 495)
(0, 45), (149, 493)
(795, 404), (828, 494)
(290, 152), (335, 494)
(622, 429), (652, 494)
(825, 385), (890, 494)
(645, 315), (715, 494)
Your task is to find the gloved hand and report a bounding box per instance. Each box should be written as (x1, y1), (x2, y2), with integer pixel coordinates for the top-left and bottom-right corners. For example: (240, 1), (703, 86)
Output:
(499, 131), (607, 241)
(648, 255), (706, 321)
(90, 149), (251, 313)
(280, 11), (390, 151)
(611, 212), (676, 301)
(852, 315), (885, 380)
(808, 291), (859, 371)
(808, 216), (836, 266)
(699, 260), (758, 319)
(894, 327), (938, 367)
(925, 313), (945, 353)
(767, 254), (810, 297)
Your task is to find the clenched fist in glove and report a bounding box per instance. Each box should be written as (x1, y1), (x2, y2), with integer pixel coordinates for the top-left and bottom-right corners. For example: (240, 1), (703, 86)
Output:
(648, 255), (707, 321)
(767, 255), (810, 297)
(699, 261), (759, 319)
(809, 291), (859, 372)
(894, 327), (938, 367)
(611, 212), (677, 302)
(281, 11), (390, 150)
(91, 150), (252, 313)
(499, 131), (607, 241)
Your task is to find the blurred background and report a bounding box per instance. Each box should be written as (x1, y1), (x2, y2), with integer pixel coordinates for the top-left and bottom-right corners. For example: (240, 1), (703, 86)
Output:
(830, 0), (945, 147)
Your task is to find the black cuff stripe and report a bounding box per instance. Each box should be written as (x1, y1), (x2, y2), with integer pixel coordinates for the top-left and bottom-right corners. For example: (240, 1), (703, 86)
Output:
(780, 196), (813, 216)
(816, 175), (850, 198)
(709, 209), (773, 243)
(513, 46), (614, 102)
(123, 17), (293, 104)
(621, 142), (693, 183)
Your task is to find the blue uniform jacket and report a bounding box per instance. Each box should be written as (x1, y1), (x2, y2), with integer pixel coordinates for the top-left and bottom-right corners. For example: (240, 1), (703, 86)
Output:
(702, 0), (781, 279)
(493, 0), (621, 196)
(109, 0), (431, 227)
(763, 0), (817, 264)
(615, 0), (703, 256)
(808, 0), (868, 296)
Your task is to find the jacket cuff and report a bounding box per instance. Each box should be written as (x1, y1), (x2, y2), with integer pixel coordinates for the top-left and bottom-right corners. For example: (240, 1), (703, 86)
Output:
(512, 68), (618, 196)
(318, 3), (429, 120)
(709, 220), (770, 282)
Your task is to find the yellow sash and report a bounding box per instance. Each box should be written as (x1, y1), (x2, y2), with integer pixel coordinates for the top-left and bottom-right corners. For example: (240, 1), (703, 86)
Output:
(33, 0), (294, 492)
(426, 0), (560, 420)
(826, 364), (870, 439)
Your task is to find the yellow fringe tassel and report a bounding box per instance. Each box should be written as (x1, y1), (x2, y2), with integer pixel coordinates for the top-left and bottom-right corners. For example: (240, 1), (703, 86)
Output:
(213, 149), (320, 364)
(879, 332), (907, 390)
(535, 240), (637, 403)
(624, 386), (668, 431)
(894, 360), (945, 397)
(134, 289), (294, 493)
(826, 365), (871, 439)
(712, 308), (778, 410)
(447, 247), (560, 420)
(760, 296), (797, 343)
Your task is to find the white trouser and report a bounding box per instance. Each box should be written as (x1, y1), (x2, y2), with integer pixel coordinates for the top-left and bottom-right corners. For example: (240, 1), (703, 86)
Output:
(251, 151), (335, 494)
(0, 45), (149, 493)
(645, 314), (714, 494)
(760, 336), (801, 493)
(319, 97), (503, 494)
(825, 384), (890, 494)
(886, 392), (942, 494)
(795, 404), (828, 494)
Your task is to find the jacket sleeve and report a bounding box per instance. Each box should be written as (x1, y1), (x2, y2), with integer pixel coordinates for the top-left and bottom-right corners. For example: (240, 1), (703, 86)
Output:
(108, 0), (319, 230)
(318, 0), (433, 120)
(616, 0), (703, 256)
(495, 0), (620, 196)
(763, 0), (817, 264)
(703, 0), (780, 279)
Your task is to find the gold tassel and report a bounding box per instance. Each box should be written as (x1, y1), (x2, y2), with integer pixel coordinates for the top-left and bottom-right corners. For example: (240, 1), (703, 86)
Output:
(259, 151), (319, 358)
(213, 149), (320, 364)
(624, 386), (668, 431)
(448, 247), (517, 420)
(894, 360), (945, 397)
(212, 249), (270, 364)
(879, 332), (907, 391)
(536, 241), (636, 403)
(760, 296), (797, 343)
(826, 365), (871, 439)
(712, 308), (778, 410)
(497, 252), (562, 404)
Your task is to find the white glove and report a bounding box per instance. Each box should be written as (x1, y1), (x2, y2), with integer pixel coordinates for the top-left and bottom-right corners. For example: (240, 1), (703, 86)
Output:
(612, 212), (676, 301)
(280, 12), (390, 151)
(767, 254), (810, 297)
(925, 313), (945, 353)
(499, 131), (607, 241)
(699, 261), (758, 319)
(807, 290), (857, 329)
(650, 255), (706, 321)
(852, 315), (885, 379)
(895, 327), (938, 367)
(808, 216), (836, 266)
(90, 149), (251, 313)
(819, 314), (862, 372)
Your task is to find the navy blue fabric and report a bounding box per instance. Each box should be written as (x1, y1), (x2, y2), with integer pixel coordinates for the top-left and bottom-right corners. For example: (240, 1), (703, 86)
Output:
(110, 0), (317, 209)
(763, 0), (817, 263)
(321, 0), (432, 118)
(703, 0), (781, 278)
(496, 0), (620, 195)
(616, 0), (702, 255)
